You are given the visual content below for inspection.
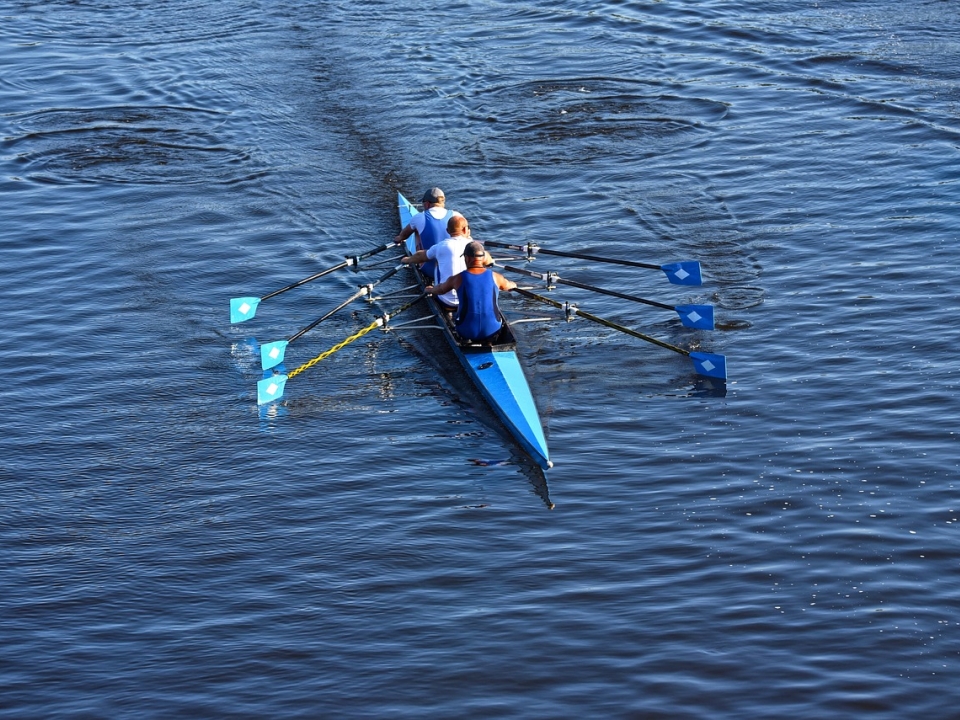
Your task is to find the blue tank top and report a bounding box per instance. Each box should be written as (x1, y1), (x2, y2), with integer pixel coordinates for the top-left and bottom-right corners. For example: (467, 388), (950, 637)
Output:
(419, 210), (453, 252)
(418, 209), (452, 278)
(454, 269), (503, 341)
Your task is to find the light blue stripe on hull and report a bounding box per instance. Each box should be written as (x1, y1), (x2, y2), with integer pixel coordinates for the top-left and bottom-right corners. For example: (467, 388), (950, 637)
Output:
(461, 350), (551, 470)
(398, 193), (416, 247)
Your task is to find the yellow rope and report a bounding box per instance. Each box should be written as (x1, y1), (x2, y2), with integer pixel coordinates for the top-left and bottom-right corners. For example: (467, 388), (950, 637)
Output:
(285, 294), (424, 380)
(287, 318), (381, 379)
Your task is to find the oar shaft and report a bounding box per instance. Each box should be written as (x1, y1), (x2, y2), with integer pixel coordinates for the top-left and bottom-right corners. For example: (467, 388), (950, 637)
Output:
(513, 288), (689, 357)
(501, 264), (673, 311)
(287, 263), (404, 343)
(537, 247), (658, 270)
(554, 276), (674, 311)
(353, 241), (402, 265)
(515, 287), (562, 309)
(289, 288), (367, 342)
(483, 240), (660, 270)
(261, 261), (348, 301)
(574, 308), (687, 356)
(374, 263), (403, 285)
(286, 292), (426, 380)
(260, 241), (398, 302)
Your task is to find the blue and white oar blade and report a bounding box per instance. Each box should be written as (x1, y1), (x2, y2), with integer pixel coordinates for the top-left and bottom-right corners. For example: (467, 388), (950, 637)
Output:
(259, 340), (289, 370)
(230, 296), (261, 323)
(661, 261), (702, 286)
(675, 304), (714, 330)
(689, 351), (727, 379)
(257, 374), (288, 404)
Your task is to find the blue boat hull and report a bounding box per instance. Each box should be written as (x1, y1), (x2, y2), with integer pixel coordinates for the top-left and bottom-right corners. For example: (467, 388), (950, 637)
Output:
(398, 192), (551, 469)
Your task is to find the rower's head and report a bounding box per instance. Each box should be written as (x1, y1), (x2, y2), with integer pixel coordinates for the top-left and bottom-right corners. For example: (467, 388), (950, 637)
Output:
(447, 214), (469, 237)
(422, 187), (445, 208)
(462, 241), (487, 267)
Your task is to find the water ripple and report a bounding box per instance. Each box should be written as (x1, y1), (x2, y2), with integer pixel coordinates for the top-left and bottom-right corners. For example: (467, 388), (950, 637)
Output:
(4, 106), (258, 186)
(3, 0), (960, 717)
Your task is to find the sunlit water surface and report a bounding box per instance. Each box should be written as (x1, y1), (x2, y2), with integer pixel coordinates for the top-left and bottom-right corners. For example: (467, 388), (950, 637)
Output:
(2, 1), (958, 717)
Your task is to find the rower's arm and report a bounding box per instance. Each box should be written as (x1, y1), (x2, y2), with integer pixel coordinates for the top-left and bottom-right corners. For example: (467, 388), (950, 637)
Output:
(401, 249), (428, 265)
(394, 225), (415, 245)
(493, 272), (517, 292)
(426, 273), (462, 296)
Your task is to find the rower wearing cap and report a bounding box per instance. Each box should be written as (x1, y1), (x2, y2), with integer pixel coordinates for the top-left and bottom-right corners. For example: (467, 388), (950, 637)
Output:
(426, 240), (517, 343)
(394, 187), (462, 277)
(401, 215), (473, 310)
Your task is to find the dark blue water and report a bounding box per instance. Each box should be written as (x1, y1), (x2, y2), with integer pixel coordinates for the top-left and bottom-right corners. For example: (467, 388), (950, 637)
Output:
(3, 1), (959, 717)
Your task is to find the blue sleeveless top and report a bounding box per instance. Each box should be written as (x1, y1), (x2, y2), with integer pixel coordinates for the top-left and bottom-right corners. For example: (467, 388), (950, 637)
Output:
(418, 209), (452, 278)
(454, 269), (503, 341)
(419, 209), (453, 252)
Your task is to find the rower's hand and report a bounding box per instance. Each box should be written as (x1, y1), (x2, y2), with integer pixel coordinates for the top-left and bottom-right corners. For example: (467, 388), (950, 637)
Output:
(424, 285), (436, 295)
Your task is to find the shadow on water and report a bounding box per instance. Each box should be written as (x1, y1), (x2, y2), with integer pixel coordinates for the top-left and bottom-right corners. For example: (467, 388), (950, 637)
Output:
(468, 452), (553, 511)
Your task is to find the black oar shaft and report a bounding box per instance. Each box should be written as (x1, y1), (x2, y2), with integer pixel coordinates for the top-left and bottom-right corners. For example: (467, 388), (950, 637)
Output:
(536, 247), (658, 270)
(289, 288), (365, 342)
(483, 240), (659, 270)
(260, 242), (397, 302)
(501, 264), (673, 311)
(513, 288), (689, 357)
(261, 262), (348, 301)
(555, 276), (674, 311)
(353, 241), (402, 265)
(287, 292), (426, 380)
(515, 287), (562, 310)
(288, 263), (404, 343)
(575, 309), (687, 356)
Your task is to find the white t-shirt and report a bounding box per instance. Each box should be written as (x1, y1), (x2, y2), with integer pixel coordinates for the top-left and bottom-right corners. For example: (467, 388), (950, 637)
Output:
(426, 234), (472, 306)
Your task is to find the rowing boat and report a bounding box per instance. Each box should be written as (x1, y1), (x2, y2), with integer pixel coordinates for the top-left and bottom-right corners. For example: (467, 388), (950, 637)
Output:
(397, 192), (552, 470)
(243, 196), (724, 470)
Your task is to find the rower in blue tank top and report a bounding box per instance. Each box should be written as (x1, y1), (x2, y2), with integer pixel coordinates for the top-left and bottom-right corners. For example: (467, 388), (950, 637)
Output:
(393, 187), (460, 278)
(425, 241), (517, 342)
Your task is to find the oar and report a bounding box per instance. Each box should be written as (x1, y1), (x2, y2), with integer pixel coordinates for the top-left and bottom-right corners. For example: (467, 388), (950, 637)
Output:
(500, 264), (714, 330)
(259, 264), (403, 370)
(257, 293), (425, 404)
(513, 288), (727, 379)
(482, 240), (702, 286)
(230, 241), (398, 323)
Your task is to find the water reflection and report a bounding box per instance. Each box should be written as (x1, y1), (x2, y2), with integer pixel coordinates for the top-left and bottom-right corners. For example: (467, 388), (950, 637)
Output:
(691, 376), (727, 398)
